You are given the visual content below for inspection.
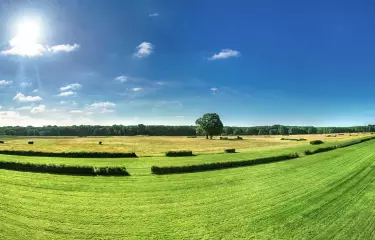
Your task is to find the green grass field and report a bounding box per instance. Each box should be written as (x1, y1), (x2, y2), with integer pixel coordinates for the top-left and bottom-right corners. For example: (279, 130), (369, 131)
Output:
(1, 138), (375, 239)
(0, 134), (365, 156)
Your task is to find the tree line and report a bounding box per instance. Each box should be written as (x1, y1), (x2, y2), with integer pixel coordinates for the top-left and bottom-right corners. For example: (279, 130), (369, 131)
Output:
(0, 124), (374, 136)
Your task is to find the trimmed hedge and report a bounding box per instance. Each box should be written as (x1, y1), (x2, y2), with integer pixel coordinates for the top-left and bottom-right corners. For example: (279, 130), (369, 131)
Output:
(281, 138), (307, 141)
(165, 150), (193, 157)
(305, 146), (337, 155)
(0, 161), (130, 176)
(310, 140), (324, 145)
(305, 136), (375, 155)
(0, 141), (4, 144)
(152, 153), (299, 174)
(28, 141), (34, 144)
(0, 150), (137, 158)
(224, 148), (236, 153)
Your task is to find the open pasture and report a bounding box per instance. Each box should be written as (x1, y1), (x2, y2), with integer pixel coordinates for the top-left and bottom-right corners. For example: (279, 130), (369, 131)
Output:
(0, 133), (367, 156)
(1, 139), (375, 239)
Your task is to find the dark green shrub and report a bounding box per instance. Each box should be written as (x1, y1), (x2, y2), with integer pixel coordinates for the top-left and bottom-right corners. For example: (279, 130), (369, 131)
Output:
(237, 136), (243, 140)
(310, 140), (324, 145)
(152, 153), (299, 174)
(165, 150), (193, 157)
(93, 167), (130, 176)
(99, 142), (102, 145)
(0, 150), (137, 158)
(0, 141), (4, 144)
(28, 141), (34, 144)
(224, 149), (236, 153)
(0, 161), (130, 176)
(186, 136), (197, 138)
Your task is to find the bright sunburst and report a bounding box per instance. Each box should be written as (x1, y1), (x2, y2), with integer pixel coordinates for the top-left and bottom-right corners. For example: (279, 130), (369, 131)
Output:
(5, 19), (45, 57)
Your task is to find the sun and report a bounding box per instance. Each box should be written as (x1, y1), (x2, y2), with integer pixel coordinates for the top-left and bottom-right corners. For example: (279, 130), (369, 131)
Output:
(13, 19), (41, 46)
(7, 19), (45, 57)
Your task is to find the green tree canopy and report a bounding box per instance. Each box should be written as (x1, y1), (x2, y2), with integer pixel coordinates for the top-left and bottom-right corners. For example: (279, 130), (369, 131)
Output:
(195, 113), (224, 139)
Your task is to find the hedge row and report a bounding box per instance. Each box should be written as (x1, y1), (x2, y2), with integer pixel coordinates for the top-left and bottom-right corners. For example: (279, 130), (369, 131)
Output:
(0, 150), (137, 158)
(280, 138), (307, 141)
(305, 136), (375, 155)
(224, 148), (236, 153)
(151, 153), (299, 174)
(0, 161), (130, 176)
(305, 146), (337, 155)
(165, 151), (193, 157)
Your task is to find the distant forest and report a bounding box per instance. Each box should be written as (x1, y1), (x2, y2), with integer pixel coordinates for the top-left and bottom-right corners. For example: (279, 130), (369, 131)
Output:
(1, 124), (374, 136)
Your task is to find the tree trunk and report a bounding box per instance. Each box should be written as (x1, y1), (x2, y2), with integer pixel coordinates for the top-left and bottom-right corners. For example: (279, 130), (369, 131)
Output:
(206, 134), (208, 139)
(210, 134), (213, 139)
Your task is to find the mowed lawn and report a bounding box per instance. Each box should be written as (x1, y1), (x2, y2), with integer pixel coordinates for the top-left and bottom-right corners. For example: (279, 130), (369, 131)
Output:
(0, 134), (366, 156)
(1, 141), (375, 239)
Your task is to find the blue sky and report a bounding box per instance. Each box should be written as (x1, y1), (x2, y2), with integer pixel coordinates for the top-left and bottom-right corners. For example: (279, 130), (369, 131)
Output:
(1, 0), (375, 126)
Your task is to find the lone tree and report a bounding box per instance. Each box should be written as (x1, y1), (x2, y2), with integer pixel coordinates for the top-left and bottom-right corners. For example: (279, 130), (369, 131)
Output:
(195, 113), (223, 139)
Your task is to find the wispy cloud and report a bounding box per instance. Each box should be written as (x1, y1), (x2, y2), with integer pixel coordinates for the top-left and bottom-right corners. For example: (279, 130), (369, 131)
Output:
(149, 13), (159, 17)
(16, 105), (33, 111)
(58, 91), (75, 97)
(134, 42), (153, 58)
(30, 104), (46, 113)
(33, 89), (38, 93)
(210, 87), (218, 94)
(60, 83), (82, 91)
(90, 102), (116, 108)
(13, 93), (42, 102)
(70, 110), (83, 113)
(209, 49), (240, 60)
(48, 44), (80, 53)
(100, 108), (115, 113)
(114, 76), (130, 82)
(131, 87), (143, 92)
(0, 80), (13, 86)
(20, 82), (32, 88)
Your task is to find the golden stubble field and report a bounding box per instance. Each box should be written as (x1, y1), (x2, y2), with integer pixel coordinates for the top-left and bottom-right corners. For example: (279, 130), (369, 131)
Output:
(0, 133), (369, 156)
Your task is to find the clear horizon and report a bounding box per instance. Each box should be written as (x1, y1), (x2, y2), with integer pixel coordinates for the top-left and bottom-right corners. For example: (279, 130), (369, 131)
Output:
(1, 0), (375, 127)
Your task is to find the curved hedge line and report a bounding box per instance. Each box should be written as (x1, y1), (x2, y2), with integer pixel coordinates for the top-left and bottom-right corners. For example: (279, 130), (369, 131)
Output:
(0, 161), (130, 176)
(0, 150), (137, 158)
(305, 136), (375, 155)
(151, 153), (299, 175)
(224, 149), (236, 153)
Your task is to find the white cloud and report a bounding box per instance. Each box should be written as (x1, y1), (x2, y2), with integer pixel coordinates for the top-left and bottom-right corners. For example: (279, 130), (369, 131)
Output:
(30, 105), (46, 113)
(209, 49), (240, 60)
(70, 110), (83, 113)
(1, 36), (46, 57)
(60, 83), (82, 91)
(0, 80), (13, 86)
(13, 93), (42, 102)
(0, 106), (2, 109)
(48, 44), (80, 53)
(90, 101), (116, 108)
(114, 76), (129, 82)
(131, 87), (143, 92)
(134, 42), (153, 58)
(58, 91), (75, 97)
(100, 108), (115, 113)
(33, 89), (38, 93)
(149, 13), (159, 17)
(210, 87), (218, 94)
(1, 33), (80, 57)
